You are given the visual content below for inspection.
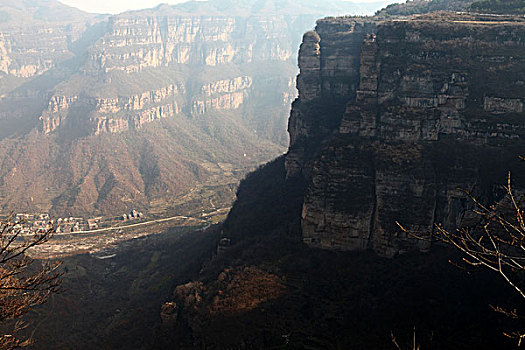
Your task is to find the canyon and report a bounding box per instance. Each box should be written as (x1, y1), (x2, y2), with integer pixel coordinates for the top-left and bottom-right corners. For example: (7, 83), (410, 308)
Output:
(14, 1), (525, 349)
(0, 0), (388, 217)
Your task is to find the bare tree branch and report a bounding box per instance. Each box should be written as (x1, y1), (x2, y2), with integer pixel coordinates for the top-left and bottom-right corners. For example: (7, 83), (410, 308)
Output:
(398, 172), (525, 345)
(0, 218), (62, 349)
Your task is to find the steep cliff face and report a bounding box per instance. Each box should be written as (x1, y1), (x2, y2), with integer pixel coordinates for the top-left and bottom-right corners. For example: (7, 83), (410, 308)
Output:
(287, 19), (378, 176)
(156, 10), (525, 350)
(288, 13), (525, 256)
(39, 83), (184, 134)
(88, 15), (296, 73)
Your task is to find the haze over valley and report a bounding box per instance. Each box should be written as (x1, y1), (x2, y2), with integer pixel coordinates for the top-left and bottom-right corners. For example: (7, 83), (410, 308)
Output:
(0, 0), (391, 221)
(2, 0), (525, 349)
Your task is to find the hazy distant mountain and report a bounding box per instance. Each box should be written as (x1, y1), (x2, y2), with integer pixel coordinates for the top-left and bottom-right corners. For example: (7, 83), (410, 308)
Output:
(0, 0), (390, 217)
(0, 0), (100, 26)
(127, 0), (392, 17)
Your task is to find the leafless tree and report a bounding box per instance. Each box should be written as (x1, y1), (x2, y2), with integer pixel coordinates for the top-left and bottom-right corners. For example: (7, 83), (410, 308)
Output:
(391, 327), (421, 350)
(0, 218), (61, 349)
(398, 172), (525, 345)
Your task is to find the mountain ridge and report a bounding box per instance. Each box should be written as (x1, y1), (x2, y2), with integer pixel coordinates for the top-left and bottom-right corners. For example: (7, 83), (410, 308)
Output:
(121, 0), (392, 17)
(0, 0), (100, 26)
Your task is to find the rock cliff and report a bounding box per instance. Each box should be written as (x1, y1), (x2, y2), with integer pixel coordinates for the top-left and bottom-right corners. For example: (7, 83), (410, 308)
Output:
(287, 13), (525, 256)
(39, 83), (184, 134)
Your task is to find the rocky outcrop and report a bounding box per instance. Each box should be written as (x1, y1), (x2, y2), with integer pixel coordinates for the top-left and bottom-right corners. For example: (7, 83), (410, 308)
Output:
(0, 24), (81, 79)
(39, 74), (255, 134)
(191, 76), (252, 115)
(39, 96), (79, 134)
(168, 267), (285, 336)
(40, 84), (184, 134)
(286, 18), (378, 176)
(191, 92), (245, 115)
(288, 13), (525, 256)
(201, 76), (252, 97)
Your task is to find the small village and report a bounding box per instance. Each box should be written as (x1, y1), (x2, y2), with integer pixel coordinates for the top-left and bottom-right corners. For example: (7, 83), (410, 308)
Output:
(11, 209), (145, 235)
(3, 204), (228, 259)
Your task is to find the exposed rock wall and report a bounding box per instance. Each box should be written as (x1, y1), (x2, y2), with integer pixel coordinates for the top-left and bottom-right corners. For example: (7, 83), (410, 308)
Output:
(40, 84), (184, 134)
(0, 0), (100, 84)
(201, 76), (252, 96)
(286, 18), (377, 176)
(88, 15), (304, 74)
(288, 13), (525, 256)
(39, 74), (256, 134)
(192, 76), (252, 115)
(38, 11), (314, 138)
(0, 23), (85, 79)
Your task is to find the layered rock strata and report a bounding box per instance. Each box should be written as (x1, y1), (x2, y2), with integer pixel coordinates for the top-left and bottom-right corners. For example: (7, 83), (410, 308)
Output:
(37, 10), (314, 138)
(40, 84), (185, 134)
(288, 13), (525, 256)
(88, 16), (296, 73)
